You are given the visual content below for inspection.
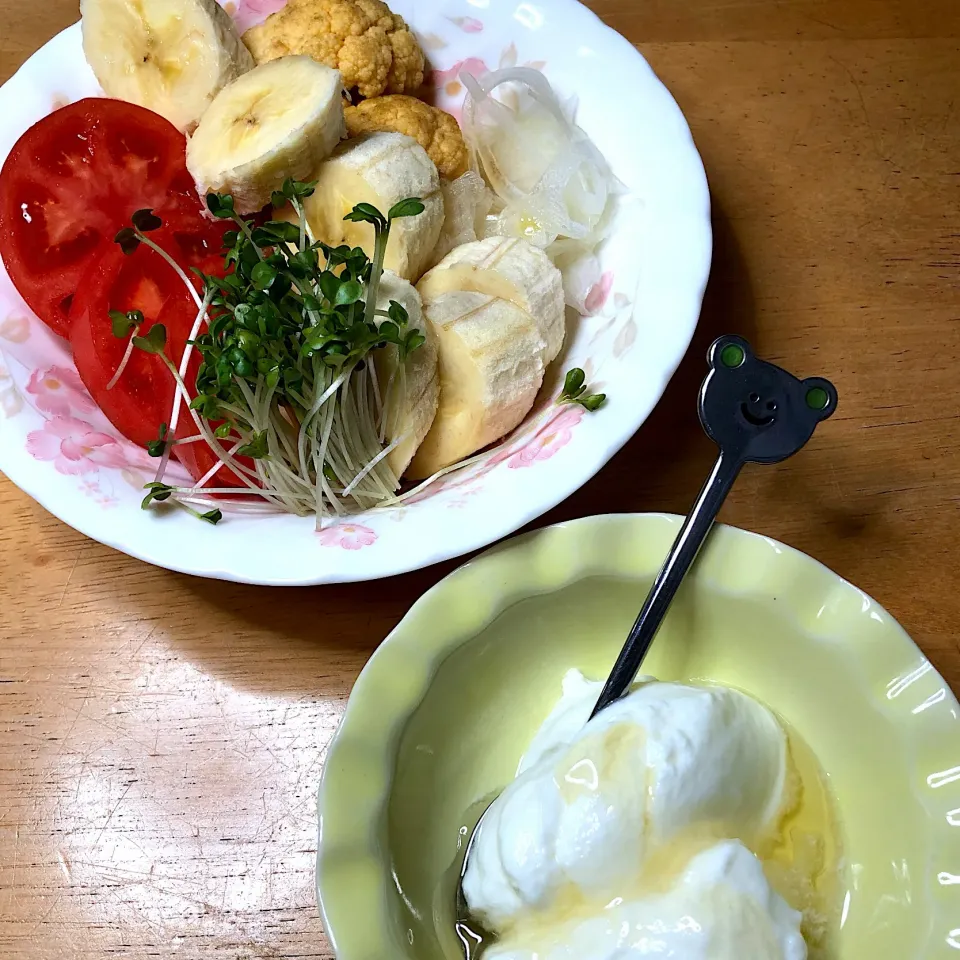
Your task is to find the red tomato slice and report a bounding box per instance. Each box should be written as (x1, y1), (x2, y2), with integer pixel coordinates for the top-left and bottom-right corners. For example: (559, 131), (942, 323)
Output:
(0, 98), (203, 337)
(69, 218), (250, 490)
(69, 221), (211, 446)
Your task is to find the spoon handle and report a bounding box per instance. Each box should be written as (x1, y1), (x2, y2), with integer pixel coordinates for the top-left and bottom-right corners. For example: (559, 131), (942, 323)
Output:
(588, 451), (742, 719)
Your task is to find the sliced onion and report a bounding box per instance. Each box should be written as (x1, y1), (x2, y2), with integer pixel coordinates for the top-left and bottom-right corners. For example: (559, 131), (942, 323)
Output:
(461, 67), (620, 313)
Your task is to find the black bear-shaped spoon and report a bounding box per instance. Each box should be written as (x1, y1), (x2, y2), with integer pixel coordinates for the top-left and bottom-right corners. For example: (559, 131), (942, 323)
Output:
(456, 336), (837, 934)
(589, 334), (837, 716)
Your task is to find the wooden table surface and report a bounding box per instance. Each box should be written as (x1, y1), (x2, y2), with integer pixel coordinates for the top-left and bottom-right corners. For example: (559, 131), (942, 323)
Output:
(1, 0), (959, 956)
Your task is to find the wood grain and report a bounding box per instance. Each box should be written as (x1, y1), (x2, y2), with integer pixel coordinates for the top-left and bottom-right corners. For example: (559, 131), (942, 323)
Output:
(1, 1), (958, 956)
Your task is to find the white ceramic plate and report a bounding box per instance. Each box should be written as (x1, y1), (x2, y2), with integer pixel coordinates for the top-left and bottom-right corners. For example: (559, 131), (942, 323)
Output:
(0, 0), (711, 585)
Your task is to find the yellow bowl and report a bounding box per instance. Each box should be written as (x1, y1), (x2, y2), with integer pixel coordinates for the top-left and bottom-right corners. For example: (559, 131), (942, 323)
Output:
(316, 514), (960, 959)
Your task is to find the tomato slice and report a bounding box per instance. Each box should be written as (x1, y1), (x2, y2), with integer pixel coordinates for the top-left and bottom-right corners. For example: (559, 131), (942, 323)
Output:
(69, 221), (210, 446)
(0, 98), (203, 337)
(69, 217), (251, 490)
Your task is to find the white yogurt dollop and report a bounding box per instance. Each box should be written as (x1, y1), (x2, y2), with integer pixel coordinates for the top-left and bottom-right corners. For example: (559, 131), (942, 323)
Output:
(461, 669), (804, 959)
(483, 840), (807, 960)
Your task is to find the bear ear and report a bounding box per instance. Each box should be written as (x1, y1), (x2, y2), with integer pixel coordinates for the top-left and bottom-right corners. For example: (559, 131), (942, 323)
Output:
(707, 335), (752, 372)
(800, 376), (839, 421)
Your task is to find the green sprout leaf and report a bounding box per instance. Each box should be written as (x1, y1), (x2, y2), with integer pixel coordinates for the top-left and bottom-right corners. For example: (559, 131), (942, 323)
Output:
(237, 430), (269, 459)
(291, 179), (317, 200)
(403, 330), (425, 357)
(110, 309), (144, 338)
(580, 393), (606, 411)
(147, 422), (169, 458)
(388, 198), (425, 220)
(131, 208), (163, 232)
(559, 367), (606, 412)
(343, 202), (387, 228)
(141, 481), (175, 508)
(114, 226), (140, 255)
(132, 323), (167, 355)
(334, 280), (363, 306)
(200, 509), (223, 525)
(387, 300), (409, 327)
(190, 394), (222, 419)
(214, 422), (233, 439)
(318, 271), (340, 303)
(560, 368), (586, 401)
(378, 320), (399, 344)
(206, 193), (236, 219)
(251, 261), (278, 291)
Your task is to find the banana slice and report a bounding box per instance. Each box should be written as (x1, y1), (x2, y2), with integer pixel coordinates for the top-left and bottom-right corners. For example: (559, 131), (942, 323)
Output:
(427, 171), (493, 270)
(187, 56), (345, 214)
(305, 132), (443, 283)
(407, 291), (546, 480)
(374, 272), (439, 478)
(417, 236), (565, 364)
(80, 0), (254, 133)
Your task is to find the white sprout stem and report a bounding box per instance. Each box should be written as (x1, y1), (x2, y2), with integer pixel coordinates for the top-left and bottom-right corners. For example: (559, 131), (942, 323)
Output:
(369, 355), (383, 423)
(342, 434), (406, 497)
(292, 197), (307, 252)
(314, 392), (337, 525)
(175, 488), (313, 499)
(233, 377), (261, 427)
(159, 356), (283, 504)
(319, 475), (345, 518)
(391, 362), (407, 444)
(297, 365), (344, 480)
(307, 368), (349, 422)
(356, 368), (397, 496)
(234, 217), (265, 262)
(106, 332), (138, 391)
(363, 226), (389, 330)
(379, 361), (398, 444)
(377, 448), (496, 508)
(153, 290), (214, 486)
(312, 447), (325, 529)
(195, 439), (245, 489)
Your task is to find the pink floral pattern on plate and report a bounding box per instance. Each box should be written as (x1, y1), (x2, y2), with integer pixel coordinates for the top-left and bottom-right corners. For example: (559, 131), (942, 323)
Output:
(27, 416), (132, 476)
(426, 57), (490, 120)
(25, 365), (96, 417)
(447, 15), (484, 33)
(0, 315), (30, 344)
(317, 522), (378, 551)
(499, 405), (584, 469)
(221, 0), (287, 33)
(584, 272), (615, 315)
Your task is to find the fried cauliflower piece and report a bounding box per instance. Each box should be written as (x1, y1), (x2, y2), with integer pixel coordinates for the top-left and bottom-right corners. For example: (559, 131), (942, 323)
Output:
(243, 0), (425, 99)
(345, 96), (468, 179)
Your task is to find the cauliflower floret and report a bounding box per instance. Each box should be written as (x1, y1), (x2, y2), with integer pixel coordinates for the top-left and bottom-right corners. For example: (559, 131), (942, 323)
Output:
(345, 96), (468, 179)
(243, 0), (425, 99)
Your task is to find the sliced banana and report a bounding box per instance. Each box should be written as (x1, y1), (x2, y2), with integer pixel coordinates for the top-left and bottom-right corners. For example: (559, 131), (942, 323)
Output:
(374, 272), (439, 478)
(80, 0), (254, 133)
(427, 171), (493, 270)
(305, 132), (443, 283)
(187, 56), (345, 214)
(407, 291), (545, 480)
(417, 236), (565, 364)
